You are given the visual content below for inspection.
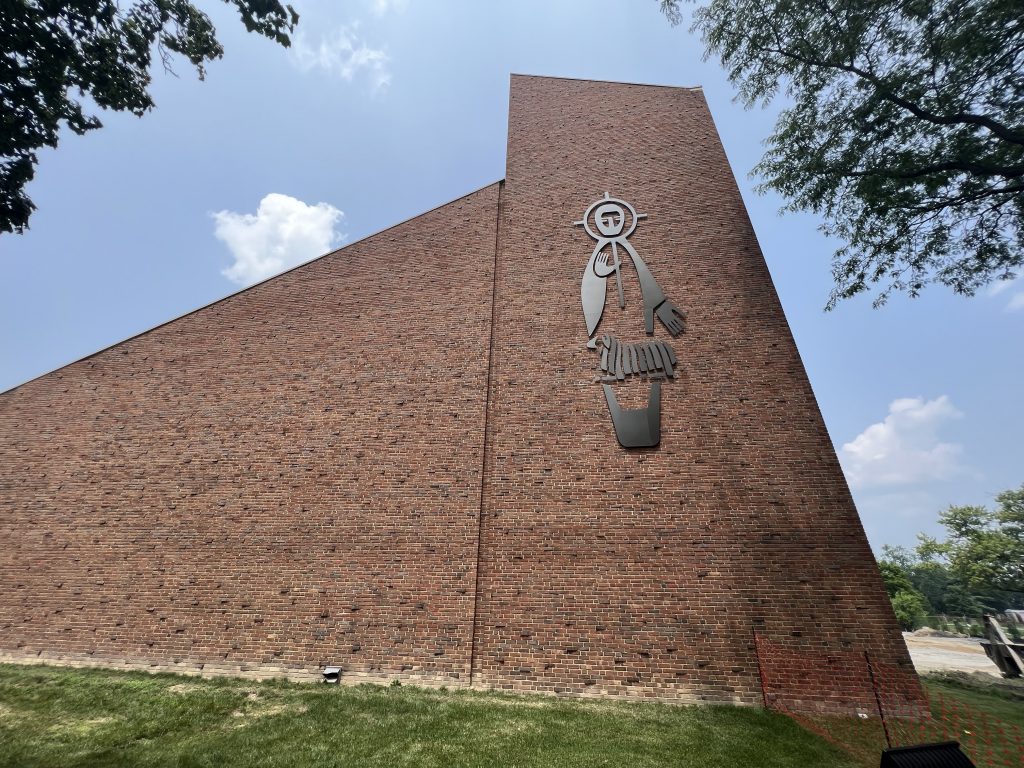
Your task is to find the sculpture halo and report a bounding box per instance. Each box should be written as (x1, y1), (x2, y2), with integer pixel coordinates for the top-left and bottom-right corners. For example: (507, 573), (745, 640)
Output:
(577, 193), (644, 241)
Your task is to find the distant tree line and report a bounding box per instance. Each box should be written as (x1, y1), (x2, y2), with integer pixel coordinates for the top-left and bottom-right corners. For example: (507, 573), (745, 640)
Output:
(877, 483), (1024, 632)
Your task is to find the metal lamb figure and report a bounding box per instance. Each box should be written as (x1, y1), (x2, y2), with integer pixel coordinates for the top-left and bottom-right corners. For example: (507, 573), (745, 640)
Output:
(574, 193), (686, 448)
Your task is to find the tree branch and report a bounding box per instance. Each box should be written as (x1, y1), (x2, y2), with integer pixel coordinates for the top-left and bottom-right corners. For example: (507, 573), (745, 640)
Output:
(762, 43), (1024, 146)
(845, 160), (1024, 181)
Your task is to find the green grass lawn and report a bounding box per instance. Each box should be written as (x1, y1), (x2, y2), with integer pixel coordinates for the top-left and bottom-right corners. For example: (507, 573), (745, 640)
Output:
(0, 663), (857, 768)
(794, 674), (1024, 768)
(921, 674), (1024, 729)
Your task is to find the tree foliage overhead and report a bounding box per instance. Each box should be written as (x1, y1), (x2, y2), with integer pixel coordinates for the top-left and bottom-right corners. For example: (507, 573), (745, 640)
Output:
(1, 1), (298, 234)
(660, 0), (1024, 307)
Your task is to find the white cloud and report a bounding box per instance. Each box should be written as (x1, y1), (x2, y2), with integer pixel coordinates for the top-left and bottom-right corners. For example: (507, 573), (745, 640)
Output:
(840, 396), (965, 489)
(371, 0), (409, 15)
(213, 193), (345, 286)
(986, 276), (1024, 311)
(988, 278), (1017, 296)
(290, 24), (391, 91)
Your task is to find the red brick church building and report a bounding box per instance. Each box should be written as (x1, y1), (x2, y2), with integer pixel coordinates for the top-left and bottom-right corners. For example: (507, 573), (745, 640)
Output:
(0, 75), (919, 706)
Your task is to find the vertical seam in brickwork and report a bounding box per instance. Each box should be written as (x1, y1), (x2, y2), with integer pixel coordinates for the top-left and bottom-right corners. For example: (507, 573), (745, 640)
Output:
(468, 179), (503, 686)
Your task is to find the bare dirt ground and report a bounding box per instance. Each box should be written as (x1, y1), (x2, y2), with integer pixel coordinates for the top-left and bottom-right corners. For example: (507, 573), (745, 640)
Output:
(903, 632), (1002, 677)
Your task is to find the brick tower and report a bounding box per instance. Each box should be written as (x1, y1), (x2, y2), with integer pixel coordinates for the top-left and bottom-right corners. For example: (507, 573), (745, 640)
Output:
(0, 75), (920, 707)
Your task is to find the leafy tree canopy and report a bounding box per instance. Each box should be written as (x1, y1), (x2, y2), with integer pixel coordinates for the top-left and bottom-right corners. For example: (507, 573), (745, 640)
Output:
(919, 484), (1024, 595)
(1, 1), (298, 234)
(876, 483), (1024, 621)
(877, 558), (919, 600)
(881, 545), (985, 616)
(890, 589), (930, 631)
(877, 556), (935, 630)
(660, 0), (1024, 307)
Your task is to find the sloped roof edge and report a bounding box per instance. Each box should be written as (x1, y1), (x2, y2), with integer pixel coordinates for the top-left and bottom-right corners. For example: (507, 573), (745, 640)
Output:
(2, 179), (504, 395)
(510, 73), (703, 91)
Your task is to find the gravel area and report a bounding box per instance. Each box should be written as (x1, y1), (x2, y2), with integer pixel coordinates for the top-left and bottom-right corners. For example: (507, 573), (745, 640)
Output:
(903, 632), (1003, 677)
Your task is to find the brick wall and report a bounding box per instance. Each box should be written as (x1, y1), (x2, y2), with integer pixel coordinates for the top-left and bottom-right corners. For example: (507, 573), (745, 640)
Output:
(469, 76), (918, 705)
(0, 184), (500, 685)
(0, 75), (921, 707)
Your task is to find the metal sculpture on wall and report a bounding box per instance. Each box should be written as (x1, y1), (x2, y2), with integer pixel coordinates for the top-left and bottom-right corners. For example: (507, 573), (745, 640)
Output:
(574, 193), (686, 448)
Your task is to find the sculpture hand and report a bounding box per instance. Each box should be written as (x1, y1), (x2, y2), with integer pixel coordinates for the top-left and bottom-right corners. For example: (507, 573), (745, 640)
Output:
(594, 251), (617, 278)
(655, 300), (686, 336)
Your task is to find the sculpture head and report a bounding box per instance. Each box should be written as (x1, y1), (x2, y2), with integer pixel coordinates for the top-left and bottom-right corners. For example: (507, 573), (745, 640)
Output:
(594, 202), (625, 237)
(574, 193), (644, 242)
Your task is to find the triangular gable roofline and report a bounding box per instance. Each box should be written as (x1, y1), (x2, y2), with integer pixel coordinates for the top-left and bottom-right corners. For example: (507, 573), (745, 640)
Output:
(2, 179), (504, 395)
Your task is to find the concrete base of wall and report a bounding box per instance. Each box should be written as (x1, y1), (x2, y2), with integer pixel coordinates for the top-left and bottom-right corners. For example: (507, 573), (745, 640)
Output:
(0, 648), (754, 706)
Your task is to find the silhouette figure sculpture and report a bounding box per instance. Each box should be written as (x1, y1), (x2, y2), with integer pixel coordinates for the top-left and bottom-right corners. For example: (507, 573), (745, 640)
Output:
(574, 193), (685, 448)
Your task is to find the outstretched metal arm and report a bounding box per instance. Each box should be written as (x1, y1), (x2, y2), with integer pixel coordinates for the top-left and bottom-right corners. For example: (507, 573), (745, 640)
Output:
(619, 239), (686, 336)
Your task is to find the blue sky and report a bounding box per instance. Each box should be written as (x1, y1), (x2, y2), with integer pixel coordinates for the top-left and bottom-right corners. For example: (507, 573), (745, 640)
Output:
(2, 0), (1021, 551)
